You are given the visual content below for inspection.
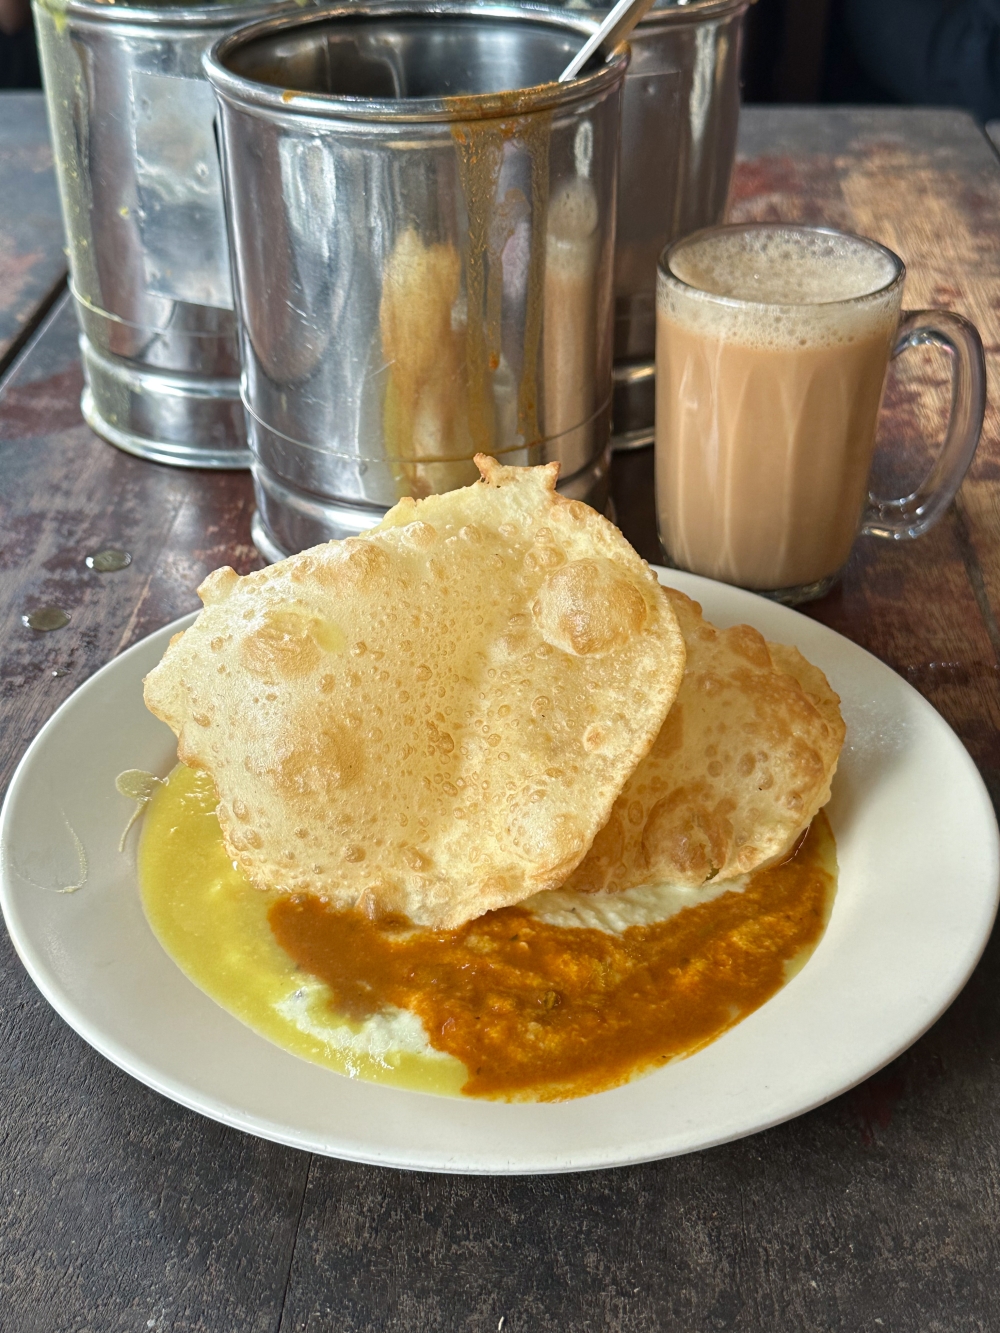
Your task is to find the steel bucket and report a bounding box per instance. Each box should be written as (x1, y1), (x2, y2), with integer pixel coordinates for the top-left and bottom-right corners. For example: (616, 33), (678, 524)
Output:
(206, 1), (628, 559)
(545, 0), (749, 448)
(33, 0), (313, 469)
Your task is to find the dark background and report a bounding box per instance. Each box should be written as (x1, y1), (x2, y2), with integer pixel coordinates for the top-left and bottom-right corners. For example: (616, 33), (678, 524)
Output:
(0, 0), (945, 103)
(743, 0), (879, 105)
(0, 0), (944, 107)
(3, 0), (995, 122)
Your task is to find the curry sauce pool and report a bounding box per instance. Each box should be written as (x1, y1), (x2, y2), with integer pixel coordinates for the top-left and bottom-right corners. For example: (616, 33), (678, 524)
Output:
(140, 763), (837, 1100)
(140, 762), (465, 1096)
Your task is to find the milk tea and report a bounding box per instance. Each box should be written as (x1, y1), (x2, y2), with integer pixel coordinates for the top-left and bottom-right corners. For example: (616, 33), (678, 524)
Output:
(656, 227), (901, 592)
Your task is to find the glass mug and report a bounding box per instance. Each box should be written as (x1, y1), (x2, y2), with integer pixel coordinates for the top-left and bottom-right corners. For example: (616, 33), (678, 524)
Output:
(654, 222), (987, 604)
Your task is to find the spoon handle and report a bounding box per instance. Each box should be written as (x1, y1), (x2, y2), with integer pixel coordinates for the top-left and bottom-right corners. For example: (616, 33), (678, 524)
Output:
(558, 0), (657, 82)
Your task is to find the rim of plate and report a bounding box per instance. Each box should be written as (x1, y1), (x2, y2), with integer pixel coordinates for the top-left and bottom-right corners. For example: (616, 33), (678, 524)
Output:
(1, 568), (997, 1174)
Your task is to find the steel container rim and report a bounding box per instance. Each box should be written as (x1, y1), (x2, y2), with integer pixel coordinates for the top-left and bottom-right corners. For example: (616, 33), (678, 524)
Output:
(205, 0), (630, 123)
(637, 0), (751, 27)
(33, 0), (304, 32)
(549, 0), (750, 27)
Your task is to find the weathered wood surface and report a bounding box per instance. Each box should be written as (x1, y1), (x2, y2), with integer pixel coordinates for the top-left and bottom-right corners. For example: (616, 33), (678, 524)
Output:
(0, 91), (65, 376)
(3, 107), (1000, 1332)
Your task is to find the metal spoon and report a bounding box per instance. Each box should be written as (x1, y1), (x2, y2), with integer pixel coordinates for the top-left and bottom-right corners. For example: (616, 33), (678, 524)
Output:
(558, 0), (658, 82)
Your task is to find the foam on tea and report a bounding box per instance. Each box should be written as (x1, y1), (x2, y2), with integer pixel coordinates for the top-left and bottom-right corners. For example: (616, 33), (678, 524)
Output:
(656, 227), (902, 592)
(668, 226), (898, 309)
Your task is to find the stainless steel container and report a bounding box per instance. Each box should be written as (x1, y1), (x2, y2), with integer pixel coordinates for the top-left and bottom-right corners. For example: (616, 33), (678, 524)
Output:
(548, 0), (749, 448)
(206, 2), (627, 559)
(33, 0), (309, 469)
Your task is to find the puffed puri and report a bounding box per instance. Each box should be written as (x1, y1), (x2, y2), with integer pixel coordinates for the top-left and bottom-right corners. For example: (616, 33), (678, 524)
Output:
(142, 455), (687, 929)
(564, 588), (846, 894)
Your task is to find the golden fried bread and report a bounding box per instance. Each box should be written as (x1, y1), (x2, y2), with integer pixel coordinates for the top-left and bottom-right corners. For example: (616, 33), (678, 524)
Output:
(564, 589), (845, 893)
(143, 457), (686, 928)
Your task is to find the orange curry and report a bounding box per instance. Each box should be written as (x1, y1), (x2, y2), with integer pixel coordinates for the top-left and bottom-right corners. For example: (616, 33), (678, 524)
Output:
(269, 813), (834, 1100)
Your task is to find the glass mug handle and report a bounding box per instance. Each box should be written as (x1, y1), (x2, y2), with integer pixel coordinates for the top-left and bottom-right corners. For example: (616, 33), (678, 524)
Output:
(862, 309), (986, 540)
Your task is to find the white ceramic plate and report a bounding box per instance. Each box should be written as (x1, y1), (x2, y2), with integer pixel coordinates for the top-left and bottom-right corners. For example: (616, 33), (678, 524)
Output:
(2, 569), (997, 1174)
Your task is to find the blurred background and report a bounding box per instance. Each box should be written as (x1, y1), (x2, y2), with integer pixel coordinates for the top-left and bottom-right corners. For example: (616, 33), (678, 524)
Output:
(0, 0), (38, 88)
(5, 0), (1000, 123)
(744, 0), (1000, 121)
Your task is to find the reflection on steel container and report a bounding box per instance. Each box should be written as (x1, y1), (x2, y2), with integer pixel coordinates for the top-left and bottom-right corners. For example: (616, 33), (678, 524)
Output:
(550, 0), (749, 448)
(33, 0), (308, 469)
(205, 2), (627, 560)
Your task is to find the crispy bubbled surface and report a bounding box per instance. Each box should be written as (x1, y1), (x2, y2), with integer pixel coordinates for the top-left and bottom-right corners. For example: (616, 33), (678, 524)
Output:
(565, 589), (846, 894)
(143, 457), (686, 928)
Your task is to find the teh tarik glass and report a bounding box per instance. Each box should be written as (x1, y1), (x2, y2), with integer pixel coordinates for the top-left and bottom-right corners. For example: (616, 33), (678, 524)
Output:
(654, 223), (986, 604)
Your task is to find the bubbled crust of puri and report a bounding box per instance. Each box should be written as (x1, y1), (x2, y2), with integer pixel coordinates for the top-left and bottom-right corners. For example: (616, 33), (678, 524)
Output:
(141, 457), (686, 929)
(564, 589), (846, 893)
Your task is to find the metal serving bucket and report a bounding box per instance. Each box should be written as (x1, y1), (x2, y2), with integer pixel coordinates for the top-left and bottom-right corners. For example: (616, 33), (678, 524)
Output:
(550, 0), (749, 448)
(206, 2), (628, 559)
(33, 0), (311, 469)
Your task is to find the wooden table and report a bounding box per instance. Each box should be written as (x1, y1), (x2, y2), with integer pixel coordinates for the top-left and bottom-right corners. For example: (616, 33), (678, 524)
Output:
(3, 101), (1000, 1332)
(0, 92), (65, 376)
